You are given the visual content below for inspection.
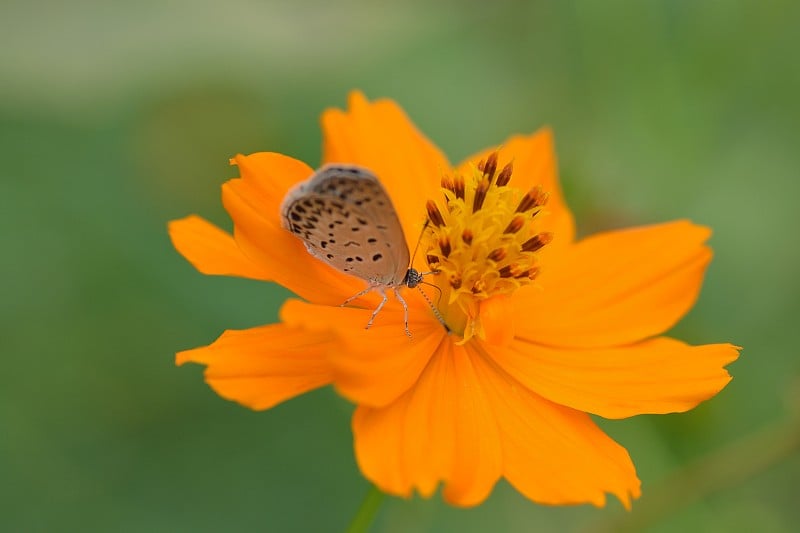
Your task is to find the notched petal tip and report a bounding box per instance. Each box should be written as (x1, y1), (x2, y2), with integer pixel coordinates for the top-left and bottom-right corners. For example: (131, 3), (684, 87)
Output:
(347, 89), (369, 108)
(175, 349), (194, 367)
(617, 484), (641, 511)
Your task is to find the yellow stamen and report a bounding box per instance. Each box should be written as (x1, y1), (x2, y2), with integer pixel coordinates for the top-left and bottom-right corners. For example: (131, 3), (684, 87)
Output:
(503, 215), (525, 234)
(426, 200), (445, 227)
(422, 151), (553, 341)
(472, 178), (490, 212)
(496, 162), (513, 186)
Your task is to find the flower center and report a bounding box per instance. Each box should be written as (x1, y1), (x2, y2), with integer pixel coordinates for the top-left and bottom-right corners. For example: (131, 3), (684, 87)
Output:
(422, 152), (552, 341)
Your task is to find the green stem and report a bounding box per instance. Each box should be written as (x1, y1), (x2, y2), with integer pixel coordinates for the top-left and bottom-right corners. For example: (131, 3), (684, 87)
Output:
(345, 484), (386, 533)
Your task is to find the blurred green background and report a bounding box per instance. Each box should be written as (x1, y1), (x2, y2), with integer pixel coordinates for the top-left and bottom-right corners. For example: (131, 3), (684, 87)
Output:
(2, 1), (798, 531)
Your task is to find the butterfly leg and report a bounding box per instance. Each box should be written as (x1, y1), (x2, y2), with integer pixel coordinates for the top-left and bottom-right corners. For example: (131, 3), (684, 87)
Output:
(340, 285), (376, 307)
(365, 288), (388, 330)
(394, 288), (412, 337)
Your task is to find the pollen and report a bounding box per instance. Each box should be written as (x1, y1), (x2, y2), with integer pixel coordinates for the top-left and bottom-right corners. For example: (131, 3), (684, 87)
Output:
(422, 151), (552, 337)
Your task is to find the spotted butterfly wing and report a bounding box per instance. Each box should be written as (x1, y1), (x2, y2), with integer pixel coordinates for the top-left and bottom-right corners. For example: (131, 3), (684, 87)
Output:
(280, 164), (410, 286)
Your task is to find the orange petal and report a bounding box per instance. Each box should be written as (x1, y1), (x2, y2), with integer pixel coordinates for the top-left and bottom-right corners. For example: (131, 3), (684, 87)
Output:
(492, 337), (739, 419)
(515, 220), (713, 348)
(280, 299), (446, 407)
(470, 345), (641, 508)
(457, 128), (575, 256)
(222, 175), (364, 305)
(177, 323), (334, 411)
(321, 91), (451, 256)
(168, 215), (273, 280)
(352, 341), (502, 506)
(230, 151), (315, 219)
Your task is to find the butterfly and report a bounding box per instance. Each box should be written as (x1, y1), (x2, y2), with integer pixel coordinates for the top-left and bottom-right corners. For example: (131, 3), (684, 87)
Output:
(280, 164), (444, 336)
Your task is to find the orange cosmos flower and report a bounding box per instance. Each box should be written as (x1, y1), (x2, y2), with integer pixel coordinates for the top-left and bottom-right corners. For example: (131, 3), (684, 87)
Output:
(169, 91), (739, 509)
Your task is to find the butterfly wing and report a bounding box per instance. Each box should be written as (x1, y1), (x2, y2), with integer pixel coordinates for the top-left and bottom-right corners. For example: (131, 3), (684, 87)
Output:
(281, 165), (410, 286)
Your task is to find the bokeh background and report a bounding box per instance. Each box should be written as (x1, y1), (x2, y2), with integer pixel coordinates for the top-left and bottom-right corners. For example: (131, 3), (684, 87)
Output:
(2, 1), (799, 531)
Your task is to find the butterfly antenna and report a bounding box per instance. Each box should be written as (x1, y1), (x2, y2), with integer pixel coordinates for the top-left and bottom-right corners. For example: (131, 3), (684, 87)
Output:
(421, 280), (443, 307)
(409, 219), (431, 269)
(408, 219), (449, 332)
(416, 285), (450, 333)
